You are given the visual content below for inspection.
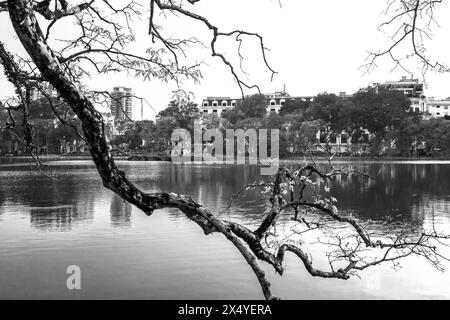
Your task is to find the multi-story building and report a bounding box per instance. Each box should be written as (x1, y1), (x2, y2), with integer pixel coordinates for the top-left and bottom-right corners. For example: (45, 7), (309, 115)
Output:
(201, 97), (237, 115)
(265, 92), (315, 113)
(425, 98), (450, 118)
(369, 76), (426, 113)
(111, 86), (133, 121)
(201, 92), (315, 115)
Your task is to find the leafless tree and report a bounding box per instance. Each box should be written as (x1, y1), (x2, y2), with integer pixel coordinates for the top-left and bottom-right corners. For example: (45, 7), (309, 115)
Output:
(0, 0), (449, 300)
(364, 0), (449, 75)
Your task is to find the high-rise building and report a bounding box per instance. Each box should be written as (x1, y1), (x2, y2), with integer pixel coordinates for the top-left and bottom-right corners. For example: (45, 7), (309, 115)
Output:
(110, 87), (133, 121)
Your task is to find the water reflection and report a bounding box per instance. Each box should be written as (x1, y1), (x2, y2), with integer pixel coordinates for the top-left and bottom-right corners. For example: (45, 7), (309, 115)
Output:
(0, 161), (449, 299)
(1, 161), (449, 232)
(28, 198), (96, 231)
(0, 166), (98, 230)
(324, 163), (450, 224)
(110, 195), (132, 228)
(30, 205), (74, 232)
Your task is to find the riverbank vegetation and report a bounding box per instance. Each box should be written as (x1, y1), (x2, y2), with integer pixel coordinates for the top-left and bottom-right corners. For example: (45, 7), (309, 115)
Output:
(111, 89), (450, 159)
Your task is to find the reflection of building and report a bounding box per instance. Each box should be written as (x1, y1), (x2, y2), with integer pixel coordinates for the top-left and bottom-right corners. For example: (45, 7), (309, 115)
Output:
(111, 87), (134, 120)
(30, 206), (74, 232)
(201, 92), (316, 115)
(29, 196), (95, 231)
(110, 195), (132, 228)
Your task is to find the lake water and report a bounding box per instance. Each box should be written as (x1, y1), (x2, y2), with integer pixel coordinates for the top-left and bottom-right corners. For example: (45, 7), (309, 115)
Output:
(0, 160), (449, 299)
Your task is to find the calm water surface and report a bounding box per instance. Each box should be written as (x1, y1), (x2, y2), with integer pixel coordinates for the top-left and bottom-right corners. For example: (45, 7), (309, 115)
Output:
(0, 160), (449, 299)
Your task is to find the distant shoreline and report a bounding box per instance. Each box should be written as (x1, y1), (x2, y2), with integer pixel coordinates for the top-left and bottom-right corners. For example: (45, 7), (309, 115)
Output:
(2, 154), (450, 163)
(280, 155), (450, 162)
(0, 154), (127, 161)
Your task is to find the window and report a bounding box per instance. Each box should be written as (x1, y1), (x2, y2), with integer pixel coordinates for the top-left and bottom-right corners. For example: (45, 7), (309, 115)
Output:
(203, 110), (208, 113)
(270, 109), (276, 113)
(212, 101), (218, 107)
(330, 135), (337, 144)
(436, 112), (440, 116)
(280, 99), (286, 106)
(319, 134), (327, 144)
(436, 105), (440, 108)
(445, 106), (448, 110)
(341, 134), (348, 144)
(222, 101), (228, 107)
(231, 100), (236, 107)
(270, 99), (276, 106)
(212, 109), (218, 113)
(203, 102), (209, 107)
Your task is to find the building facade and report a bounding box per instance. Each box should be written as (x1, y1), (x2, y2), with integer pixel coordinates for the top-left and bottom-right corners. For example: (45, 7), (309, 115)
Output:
(201, 97), (237, 115)
(425, 98), (450, 118)
(111, 87), (134, 121)
(369, 76), (426, 113)
(201, 92), (315, 115)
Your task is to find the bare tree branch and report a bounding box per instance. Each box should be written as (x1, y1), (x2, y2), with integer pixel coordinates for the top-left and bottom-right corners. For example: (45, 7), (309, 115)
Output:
(0, 0), (448, 300)
(363, 0), (448, 75)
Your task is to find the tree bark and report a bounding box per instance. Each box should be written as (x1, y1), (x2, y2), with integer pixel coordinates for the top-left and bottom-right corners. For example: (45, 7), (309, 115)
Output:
(6, 0), (276, 300)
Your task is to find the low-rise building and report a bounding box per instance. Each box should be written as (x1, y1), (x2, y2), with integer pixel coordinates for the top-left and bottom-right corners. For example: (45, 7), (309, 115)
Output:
(369, 75), (426, 113)
(201, 97), (237, 115)
(265, 92), (314, 113)
(425, 98), (450, 118)
(201, 92), (315, 115)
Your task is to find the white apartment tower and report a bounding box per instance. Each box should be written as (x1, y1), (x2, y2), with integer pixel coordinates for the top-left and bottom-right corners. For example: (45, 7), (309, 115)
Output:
(111, 86), (134, 121)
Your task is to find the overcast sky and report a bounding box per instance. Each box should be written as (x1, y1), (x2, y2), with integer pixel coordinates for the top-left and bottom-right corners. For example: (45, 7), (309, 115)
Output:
(1, 0), (450, 120)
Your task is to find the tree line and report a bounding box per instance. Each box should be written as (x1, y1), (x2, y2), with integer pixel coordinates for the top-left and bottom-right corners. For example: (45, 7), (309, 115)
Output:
(112, 88), (450, 157)
(2, 88), (449, 157)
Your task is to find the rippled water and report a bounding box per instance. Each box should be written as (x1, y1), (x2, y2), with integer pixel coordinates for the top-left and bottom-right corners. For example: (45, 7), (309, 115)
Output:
(0, 160), (449, 299)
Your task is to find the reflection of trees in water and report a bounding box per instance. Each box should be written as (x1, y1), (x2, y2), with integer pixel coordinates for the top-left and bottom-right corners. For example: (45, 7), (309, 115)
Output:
(0, 170), (97, 231)
(30, 206), (74, 231)
(2, 162), (449, 232)
(413, 194), (450, 228)
(321, 163), (450, 224)
(110, 194), (132, 228)
(30, 194), (95, 231)
(28, 195), (96, 231)
(133, 162), (450, 230)
(132, 164), (269, 223)
(0, 187), (5, 215)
